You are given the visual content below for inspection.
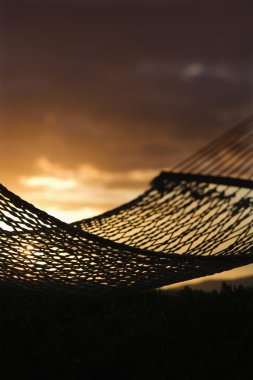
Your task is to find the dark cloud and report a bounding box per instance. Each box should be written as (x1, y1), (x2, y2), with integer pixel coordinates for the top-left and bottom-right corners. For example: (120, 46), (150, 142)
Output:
(1, 0), (253, 188)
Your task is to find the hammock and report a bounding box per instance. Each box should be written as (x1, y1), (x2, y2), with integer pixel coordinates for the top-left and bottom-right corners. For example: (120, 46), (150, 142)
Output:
(1, 117), (253, 293)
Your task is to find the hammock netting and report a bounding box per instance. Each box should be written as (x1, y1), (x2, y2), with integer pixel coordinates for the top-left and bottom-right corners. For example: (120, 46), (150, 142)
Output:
(1, 117), (253, 293)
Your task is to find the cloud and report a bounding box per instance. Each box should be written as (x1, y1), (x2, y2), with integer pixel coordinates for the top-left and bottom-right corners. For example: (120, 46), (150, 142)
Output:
(1, 0), (253, 215)
(30, 157), (157, 188)
(18, 158), (157, 221)
(20, 176), (78, 190)
(135, 60), (249, 86)
(181, 63), (241, 83)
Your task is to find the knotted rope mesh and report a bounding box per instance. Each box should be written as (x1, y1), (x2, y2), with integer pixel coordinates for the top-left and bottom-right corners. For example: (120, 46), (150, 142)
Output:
(1, 117), (253, 293)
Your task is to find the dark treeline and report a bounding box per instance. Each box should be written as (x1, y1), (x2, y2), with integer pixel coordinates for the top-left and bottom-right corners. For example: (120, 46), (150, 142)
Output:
(1, 284), (253, 379)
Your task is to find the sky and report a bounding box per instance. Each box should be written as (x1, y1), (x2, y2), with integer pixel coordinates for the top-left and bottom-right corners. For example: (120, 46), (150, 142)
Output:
(1, 0), (253, 284)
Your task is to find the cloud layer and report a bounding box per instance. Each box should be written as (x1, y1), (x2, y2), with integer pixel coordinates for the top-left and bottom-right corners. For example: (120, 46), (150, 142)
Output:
(1, 0), (253, 216)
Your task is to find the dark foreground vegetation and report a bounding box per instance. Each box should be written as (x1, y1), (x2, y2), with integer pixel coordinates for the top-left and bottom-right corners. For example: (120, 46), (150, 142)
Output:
(1, 284), (253, 379)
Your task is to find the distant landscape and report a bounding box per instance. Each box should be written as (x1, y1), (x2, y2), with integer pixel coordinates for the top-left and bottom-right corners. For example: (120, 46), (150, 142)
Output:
(166, 275), (253, 292)
(1, 283), (253, 378)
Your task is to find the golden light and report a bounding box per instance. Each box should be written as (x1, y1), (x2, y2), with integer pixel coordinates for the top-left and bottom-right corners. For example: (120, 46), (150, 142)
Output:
(23, 244), (34, 257)
(20, 176), (77, 190)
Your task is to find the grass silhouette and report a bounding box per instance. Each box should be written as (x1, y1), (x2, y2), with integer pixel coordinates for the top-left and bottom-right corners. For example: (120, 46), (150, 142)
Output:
(1, 284), (253, 379)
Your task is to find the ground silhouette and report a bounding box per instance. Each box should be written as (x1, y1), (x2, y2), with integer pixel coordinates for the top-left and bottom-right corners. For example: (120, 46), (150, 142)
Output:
(1, 284), (253, 379)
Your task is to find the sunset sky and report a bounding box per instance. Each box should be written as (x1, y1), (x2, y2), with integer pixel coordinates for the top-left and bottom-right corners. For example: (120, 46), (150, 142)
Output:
(1, 0), (253, 283)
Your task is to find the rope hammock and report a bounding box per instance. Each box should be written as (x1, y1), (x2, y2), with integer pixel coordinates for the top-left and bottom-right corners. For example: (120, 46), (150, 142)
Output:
(1, 117), (253, 293)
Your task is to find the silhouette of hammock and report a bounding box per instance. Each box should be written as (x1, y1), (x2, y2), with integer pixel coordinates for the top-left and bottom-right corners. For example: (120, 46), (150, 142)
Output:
(1, 117), (253, 293)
